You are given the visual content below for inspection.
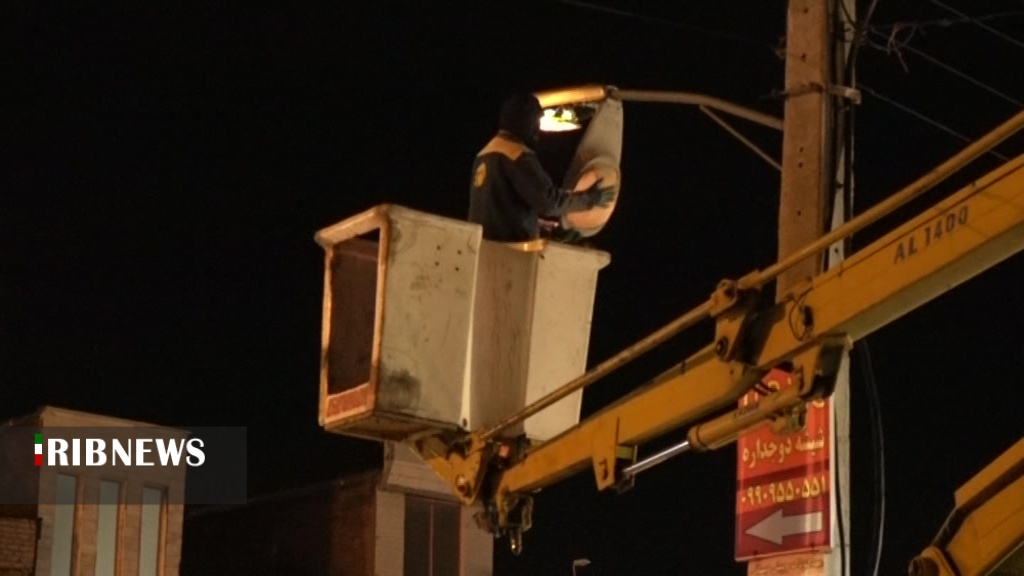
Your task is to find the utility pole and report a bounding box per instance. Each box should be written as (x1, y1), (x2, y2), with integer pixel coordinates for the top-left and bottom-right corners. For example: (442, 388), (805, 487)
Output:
(741, 0), (853, 574)
(777, 5), (836, 576)
(777, 2), (829, 290)
(777, 0), (853, 574)
(826, 2), (856, 576)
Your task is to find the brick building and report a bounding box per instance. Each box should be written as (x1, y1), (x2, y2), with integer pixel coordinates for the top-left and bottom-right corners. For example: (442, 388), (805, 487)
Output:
(0, 406), (188, 576)
(182, 442), (493, 576)
(0, 517), (40, 575)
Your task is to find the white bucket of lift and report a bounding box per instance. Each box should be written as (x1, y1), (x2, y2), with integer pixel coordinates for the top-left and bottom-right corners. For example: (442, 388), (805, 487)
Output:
(314, 204), (482, 441)
(466, 239), (610, 442)
(315, 205), (610, 446)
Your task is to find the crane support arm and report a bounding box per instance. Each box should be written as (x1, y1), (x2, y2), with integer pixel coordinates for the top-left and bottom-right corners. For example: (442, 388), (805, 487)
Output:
(467, 151), (1024, 537)
(757, 152), (1024, 359)
(909, 437), (1024, 576)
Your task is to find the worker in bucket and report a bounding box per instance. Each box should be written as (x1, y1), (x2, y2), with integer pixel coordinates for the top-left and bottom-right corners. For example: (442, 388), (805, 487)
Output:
(468, 92), (616, 242)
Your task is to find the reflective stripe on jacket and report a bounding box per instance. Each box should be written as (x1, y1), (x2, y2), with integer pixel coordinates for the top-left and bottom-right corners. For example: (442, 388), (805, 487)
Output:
(468, 132), (593, 242)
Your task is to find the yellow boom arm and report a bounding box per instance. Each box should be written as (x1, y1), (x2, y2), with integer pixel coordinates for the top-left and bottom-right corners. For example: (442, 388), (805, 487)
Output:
(417, 113), (1024, 555)
(909, 437), (1024, 576)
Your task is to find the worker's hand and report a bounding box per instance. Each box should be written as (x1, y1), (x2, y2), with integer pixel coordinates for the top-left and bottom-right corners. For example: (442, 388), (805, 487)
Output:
(537, 217), (560, 232)
(594, 186), (617, 208)
(583, 178), (617, 208)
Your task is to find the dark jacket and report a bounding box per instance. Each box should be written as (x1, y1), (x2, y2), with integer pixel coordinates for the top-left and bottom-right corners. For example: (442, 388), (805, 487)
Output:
(468, 132), (595, 242)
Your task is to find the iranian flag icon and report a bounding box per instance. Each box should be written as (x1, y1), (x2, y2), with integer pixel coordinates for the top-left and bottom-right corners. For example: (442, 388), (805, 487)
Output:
(35, 433), (42, 466)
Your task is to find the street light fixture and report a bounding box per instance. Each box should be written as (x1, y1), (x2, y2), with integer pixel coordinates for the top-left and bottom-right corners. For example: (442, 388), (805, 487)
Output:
(534, 84), (782, 132)
(529, 84), (783, 238)
(572, 558), (591, 575)
(541, 106), (583, 132)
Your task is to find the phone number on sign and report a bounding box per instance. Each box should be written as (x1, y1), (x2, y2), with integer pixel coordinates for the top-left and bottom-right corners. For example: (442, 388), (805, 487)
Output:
(740, 474), (829, 508)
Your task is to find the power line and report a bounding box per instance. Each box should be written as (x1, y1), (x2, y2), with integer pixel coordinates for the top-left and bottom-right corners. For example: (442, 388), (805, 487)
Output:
(841, 5), (880, 574)
(868, 10), (1024, 36)
(858, 341), (886, 576)
(928, 0), (1024, 51)
(845, 0), (880, 76)
(552, 0), (773, 52)
(859, 84), (1009, 161)
(867, 29), (1024, 107)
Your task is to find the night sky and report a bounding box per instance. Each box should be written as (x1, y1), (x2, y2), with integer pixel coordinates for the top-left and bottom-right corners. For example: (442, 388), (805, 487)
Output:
(6, 1), (1024, 575)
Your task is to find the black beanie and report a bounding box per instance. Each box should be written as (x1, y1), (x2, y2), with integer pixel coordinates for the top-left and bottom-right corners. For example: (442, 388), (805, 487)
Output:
(499, 92), (542, 146)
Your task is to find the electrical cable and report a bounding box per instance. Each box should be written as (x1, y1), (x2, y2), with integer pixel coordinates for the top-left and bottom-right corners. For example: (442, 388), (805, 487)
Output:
(832, 0), (879, 260)
(859, 84), (1010, 161)
(829, 6), (873, 574)
(868, 11), (1024, 37)
(552, 0), (772, 52)
(866, 29), (1024, 107)
(858, 340), (886, 576)
(839, 5), (881, 574)
(853, 13), (1005, 556)
(840, 53), (853, 576)
(928, 0), (1024, 50)
(833, 402), (848, 576)
(845, 0), (880, 82)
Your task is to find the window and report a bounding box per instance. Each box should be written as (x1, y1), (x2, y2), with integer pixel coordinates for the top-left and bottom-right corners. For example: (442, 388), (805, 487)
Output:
(139, 487), (166, 576)
(96, 480), (122, 576)
(52, 474), (78, 576)
(403, 496), (460, 576)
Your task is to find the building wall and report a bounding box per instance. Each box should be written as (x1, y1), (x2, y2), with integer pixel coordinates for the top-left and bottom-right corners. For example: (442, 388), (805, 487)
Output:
(183, 462), (494, 576)
(181, 473), (380, 576)
(183, 483), (333, 574)
(2, 406), (187, 576)
(380, 442), (493, 576)
(329, 474), (378, 576)
(34, 476), (185, 576)
(0, 517), (39, 575)
(374, 490), (405, 576)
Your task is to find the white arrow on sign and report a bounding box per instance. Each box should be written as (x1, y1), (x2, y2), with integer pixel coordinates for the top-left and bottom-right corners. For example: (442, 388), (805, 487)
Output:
(745, 509), (823, 545)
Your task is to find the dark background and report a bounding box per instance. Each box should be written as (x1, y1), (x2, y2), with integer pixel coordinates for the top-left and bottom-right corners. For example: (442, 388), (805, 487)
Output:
(5, 1), (1024, 574)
